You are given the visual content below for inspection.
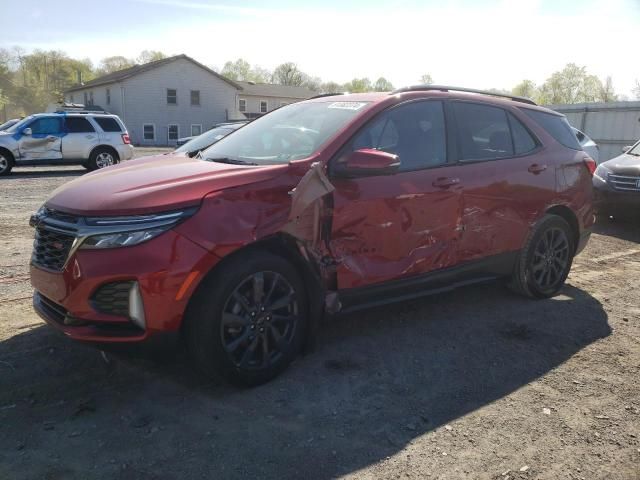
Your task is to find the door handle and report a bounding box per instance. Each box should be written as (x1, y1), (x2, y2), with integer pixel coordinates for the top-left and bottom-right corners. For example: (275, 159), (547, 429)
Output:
(432, 177), (460, 188)
(528, 163), (547, 174)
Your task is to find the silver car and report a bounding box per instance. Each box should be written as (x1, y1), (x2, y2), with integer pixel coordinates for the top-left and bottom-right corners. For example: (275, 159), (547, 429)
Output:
(0, 112), (134, 176)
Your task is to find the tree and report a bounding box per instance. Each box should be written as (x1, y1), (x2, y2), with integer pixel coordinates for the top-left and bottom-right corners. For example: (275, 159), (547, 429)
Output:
(373, 77), (394, 92)
(271, 62), (305, 86)
(596, 76), (617, 102)
(632, 79), (640, 100)
(220, 58), (251, 81)
(303, 75), (322, 92)
(137, 50), (166, 64)
(97, 56), (135, 75)
(344, 78), (372, 93)
(419, 74), (433, 85)
(320, 81), (344, 94)
(512, 79), (537, 99)
(537, 63), (603, 104)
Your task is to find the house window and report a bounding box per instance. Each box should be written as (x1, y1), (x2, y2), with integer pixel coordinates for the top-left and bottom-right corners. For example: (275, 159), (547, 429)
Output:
(88, 91), (94, 105)
(260, 100), (268, 113)
(190, 90), (200, 106)
(83, 92), (88, 104)
(143, 124), (155, 141)
(191, 124), (202, 136)
(238, 98), (246, 112)
(106, 88), (111, 105)
(168, 124), (179, 142)
(167, 89), (177, 105)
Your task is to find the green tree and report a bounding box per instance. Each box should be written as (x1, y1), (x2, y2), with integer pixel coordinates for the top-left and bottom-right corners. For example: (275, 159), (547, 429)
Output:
(97, 56), (135, 75)
(137, 50), (166, 64)
(221, 58), (251, 81)
(271, 62), (305, 86)
(344, 78), (372, 93)
(537, 63), (603, 104)
(373, 77), (394, 91)
(419, 74), (433, 85)
(512, 79), (537, 99)
(597, 76), (617, 102)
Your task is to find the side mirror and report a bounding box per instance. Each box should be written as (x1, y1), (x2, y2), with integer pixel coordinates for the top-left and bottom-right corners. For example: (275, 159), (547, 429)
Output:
(622, 145), (632, 153)
(22, 128), (32, 136)
(337, 148), (400, 177)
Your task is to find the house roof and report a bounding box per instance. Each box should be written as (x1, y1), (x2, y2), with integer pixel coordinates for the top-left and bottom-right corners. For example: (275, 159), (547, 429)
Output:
(236, 81), (316, 99)
(65, 54), (241, 93)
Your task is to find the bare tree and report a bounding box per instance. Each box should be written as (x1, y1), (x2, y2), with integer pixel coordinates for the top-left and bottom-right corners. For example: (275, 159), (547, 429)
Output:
(419, 74), (433, 85)
(271, 62), (305, 86)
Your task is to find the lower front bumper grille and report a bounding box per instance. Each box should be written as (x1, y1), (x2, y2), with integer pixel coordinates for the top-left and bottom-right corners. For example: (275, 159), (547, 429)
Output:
(91, 281), (134, 317)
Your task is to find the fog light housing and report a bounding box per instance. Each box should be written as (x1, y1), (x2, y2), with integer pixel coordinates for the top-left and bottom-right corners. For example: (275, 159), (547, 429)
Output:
(128, 282), (146, 330)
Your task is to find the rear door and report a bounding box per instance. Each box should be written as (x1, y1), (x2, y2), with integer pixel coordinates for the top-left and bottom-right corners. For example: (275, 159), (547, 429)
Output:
(329, 99), (464, 289)
(93, 116), (123, 144)
(450, 101), (556, 263)
(17, 117), (63, 161)
(62, 116), (98, 159)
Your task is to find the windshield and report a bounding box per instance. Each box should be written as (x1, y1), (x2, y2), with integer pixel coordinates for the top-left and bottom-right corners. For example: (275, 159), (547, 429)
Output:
(202, 101), (370, 164)
(0, 119), (18, 131)
(629, 140), (640, 156)
(174, 125), (239, 154)
(5, 116), (34, 134)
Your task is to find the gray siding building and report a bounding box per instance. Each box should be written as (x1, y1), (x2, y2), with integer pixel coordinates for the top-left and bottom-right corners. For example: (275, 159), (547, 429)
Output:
(64, 55), (316, 146)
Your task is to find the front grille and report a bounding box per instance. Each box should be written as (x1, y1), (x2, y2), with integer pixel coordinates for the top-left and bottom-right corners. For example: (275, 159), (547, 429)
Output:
(32, 228), (75, 271)
(91, 281), (133, 317)
(609, 173), (640, 192)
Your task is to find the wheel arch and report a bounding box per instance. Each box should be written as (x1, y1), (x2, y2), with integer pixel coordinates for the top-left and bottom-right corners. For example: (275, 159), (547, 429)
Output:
(545, 204), (579, 252)
(0, 146), (15, 163)
(89, 144), (120, 161)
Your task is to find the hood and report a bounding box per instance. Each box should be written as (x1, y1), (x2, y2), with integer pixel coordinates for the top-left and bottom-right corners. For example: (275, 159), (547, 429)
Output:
(601, 152), (640, 176)
(46, 154), (290, 216)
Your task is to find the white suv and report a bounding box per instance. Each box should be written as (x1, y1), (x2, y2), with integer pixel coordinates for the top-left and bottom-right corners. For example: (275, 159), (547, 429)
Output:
(0, 111), (134, 175)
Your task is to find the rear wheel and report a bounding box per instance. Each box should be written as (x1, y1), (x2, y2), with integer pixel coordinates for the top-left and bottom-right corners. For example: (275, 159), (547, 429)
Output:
(184, 251), (307, 386)
(0, 150), (14, 176)
(510, 215), (575, 298)
(87, 147), (119, 171)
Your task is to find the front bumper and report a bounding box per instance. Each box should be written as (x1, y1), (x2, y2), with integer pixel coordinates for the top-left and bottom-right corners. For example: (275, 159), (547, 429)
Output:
(30, 230), (219, 342)
(593, 181), (640, 213)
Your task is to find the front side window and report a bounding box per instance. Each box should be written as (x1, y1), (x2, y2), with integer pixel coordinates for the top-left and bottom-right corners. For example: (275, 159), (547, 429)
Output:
(167, 89), (177, 105)
(28, 117), (63, 135)
(238, 99), (246, 112)
(65, 117), (95, 133)
(260, 100), (268, 113)
(168, 124), (179, 141)
(202, 101), (371, 165)
(522, 109), (581, 150)
(190, 90), (200, 106)
(453, 102), (514, 161)
(347, 100), (447, 171)
(143, 124), (155, 141)
(628, 140), (640, 156)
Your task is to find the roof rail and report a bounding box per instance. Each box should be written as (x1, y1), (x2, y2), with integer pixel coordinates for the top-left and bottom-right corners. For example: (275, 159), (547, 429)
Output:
(308, 92), (347, 100)
(390, 84), (537, 106)
(54, 103), (109, 114)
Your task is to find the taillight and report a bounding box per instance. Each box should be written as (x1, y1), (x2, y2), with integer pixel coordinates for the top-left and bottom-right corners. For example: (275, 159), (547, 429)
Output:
(583, 156), (596, 176)
(121, 133), (131, 144)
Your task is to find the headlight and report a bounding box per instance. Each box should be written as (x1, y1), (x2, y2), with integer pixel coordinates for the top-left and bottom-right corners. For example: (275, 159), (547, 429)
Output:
(79, 207), (197, 250)
(594, 164), (610, 183)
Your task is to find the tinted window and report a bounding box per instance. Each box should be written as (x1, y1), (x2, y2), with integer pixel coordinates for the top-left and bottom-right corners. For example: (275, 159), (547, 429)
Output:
(350, 100), (447, 171)
(94, 117), (122, 132)
(29, 117), (63, 135)
(508, 113), (537, 155)
(453, 103), (513, 161)
(65, 116), (95, 133)
(523, 109), (581, 150)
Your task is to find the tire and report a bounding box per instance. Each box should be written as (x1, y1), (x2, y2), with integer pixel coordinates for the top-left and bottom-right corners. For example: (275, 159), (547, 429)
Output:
(509, 214), (575, 299)
(0, 149), (14, 176)
(87, 147), (119, 171)
(184, 251), (308, 387)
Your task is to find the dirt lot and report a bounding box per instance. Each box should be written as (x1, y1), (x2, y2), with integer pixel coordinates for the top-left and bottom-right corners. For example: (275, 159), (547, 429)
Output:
(0, 149), (639, 479)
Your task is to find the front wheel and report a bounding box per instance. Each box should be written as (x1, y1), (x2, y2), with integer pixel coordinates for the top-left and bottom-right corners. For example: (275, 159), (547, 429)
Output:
(184, 251), (308, 386)
(509, 214), (575, 299)
(0, 150), (14, 176)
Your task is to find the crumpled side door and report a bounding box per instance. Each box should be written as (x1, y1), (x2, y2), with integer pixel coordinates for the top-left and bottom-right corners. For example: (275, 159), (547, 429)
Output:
(17, 117), (64, 161)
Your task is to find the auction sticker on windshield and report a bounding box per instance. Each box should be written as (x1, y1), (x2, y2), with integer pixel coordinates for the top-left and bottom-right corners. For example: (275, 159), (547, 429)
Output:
(327, 102), (368, 110)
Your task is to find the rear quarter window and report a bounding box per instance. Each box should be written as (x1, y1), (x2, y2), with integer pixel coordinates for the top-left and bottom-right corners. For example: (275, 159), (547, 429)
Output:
(94, 117), (122, 133)
(522, 109), (581, 150)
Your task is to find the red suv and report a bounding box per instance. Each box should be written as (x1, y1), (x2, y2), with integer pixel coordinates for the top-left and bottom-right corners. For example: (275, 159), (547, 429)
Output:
(30, 86), (595, 385)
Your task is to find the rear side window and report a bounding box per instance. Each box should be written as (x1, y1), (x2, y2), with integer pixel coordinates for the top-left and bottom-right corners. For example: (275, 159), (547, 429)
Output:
(94, 117), (122, 133)
(453, 102), (513, 161)
(522, 109), (581, 150)
(65, 117), (95, 133)
(508, 113), (537, 155)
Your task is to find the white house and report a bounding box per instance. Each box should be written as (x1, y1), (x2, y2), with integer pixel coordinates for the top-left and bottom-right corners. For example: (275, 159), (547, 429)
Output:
(64, 54), (317, 146)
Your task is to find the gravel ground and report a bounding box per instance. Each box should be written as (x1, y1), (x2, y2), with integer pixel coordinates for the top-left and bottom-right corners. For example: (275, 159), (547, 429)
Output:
(0, 150), (639, 479)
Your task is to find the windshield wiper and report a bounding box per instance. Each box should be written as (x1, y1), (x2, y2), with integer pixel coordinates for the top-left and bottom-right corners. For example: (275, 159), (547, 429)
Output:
(207, 157), (258, 165)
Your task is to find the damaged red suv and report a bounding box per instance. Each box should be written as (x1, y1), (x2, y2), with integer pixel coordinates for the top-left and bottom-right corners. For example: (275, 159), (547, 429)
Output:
(30, 86), (595, 385)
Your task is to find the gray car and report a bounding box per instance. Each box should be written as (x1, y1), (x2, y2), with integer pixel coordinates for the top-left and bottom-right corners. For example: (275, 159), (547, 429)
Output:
(0, 112), (134, 176)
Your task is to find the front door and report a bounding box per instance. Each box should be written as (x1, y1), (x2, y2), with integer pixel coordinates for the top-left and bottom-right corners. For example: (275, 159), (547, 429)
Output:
(18, 117), (63, 161)
(329, 100), (463, 290)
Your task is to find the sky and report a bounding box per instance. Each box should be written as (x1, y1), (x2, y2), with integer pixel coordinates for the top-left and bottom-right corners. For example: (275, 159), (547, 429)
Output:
(1, 0), (639, 96)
